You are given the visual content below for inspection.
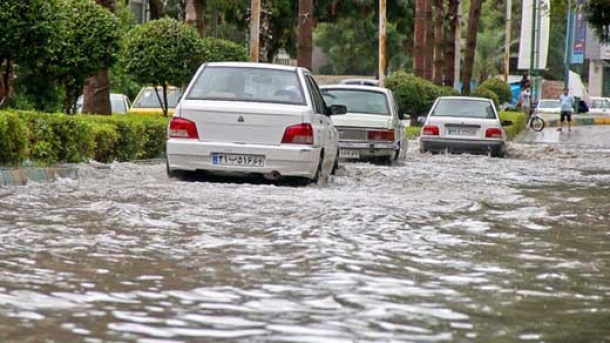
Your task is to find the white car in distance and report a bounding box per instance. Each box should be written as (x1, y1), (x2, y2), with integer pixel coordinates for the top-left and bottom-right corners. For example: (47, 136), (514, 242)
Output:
(419, 96), (511, 158)
(165, 62), (347, 185)
(588, 97), (610, 116)
(320, 85), (408, 164)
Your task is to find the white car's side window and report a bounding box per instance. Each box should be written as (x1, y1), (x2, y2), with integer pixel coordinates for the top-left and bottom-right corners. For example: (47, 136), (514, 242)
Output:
(304, 75), (326, 114)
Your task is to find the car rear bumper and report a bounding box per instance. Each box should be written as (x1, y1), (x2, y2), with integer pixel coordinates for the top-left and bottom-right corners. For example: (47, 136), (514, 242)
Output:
(166, 140), (321, 178)
(339, 141), (398, 158)
(420, 137), (505, 155)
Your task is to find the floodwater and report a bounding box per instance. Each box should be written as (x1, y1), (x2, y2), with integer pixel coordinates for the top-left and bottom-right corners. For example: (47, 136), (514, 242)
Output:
(1, 127), (609, 342)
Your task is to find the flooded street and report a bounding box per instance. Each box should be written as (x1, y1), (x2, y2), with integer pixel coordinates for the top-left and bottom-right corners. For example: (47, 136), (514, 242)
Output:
(1, 127), (609, 342)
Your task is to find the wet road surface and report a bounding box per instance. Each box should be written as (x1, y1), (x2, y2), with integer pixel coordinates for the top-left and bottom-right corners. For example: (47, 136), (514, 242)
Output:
(0, 126), (609, 342)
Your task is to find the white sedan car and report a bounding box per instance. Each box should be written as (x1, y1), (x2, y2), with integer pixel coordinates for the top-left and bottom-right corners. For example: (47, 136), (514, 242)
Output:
(165, 62), (346, 184)
(320, 85), (408, 165)
(588, 97), (610, 116)
(419, 96), (511, 158)
(534, 99), (562, 115)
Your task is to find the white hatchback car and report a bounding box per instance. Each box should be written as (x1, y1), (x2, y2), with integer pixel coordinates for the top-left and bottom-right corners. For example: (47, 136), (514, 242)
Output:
(320, 85), (408, 164)
(419, 96), (511, 157)
(534, 99), (562, 115)
(165, 62), (346, 184)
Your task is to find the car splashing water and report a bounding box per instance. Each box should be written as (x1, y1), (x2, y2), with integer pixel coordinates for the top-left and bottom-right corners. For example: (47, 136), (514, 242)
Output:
(0, 135), (609, 342)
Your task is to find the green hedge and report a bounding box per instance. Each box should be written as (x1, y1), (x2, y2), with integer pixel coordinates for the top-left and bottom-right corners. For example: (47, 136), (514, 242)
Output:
(0, 110), (169, 166)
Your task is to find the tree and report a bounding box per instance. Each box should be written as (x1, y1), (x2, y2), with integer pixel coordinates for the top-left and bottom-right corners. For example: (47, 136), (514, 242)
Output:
(123, 18), (203, 116)
(462, 0), (484, 94)
(0, 0), (56, 107)
(414, 0), (427, 77)
(41, 0), (120, 114)
(82, 0), (117, 115)
(315, 15), (406, 75)
(148, 0), (164, 19)
(584, 1), (610, 43)
(444, 0), (459, 87)
(185, 0), (205, 36)
(432, 0), (444, 85)
(424, 0), (433, 80)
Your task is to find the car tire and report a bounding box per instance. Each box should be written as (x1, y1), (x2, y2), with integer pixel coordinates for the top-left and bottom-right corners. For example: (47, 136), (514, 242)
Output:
(331, 151), (339, 175)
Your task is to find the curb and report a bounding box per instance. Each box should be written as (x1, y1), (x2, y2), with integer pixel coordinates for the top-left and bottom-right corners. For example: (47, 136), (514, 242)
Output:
(0, 167), (78, 186)
(546, 116), (610, 127)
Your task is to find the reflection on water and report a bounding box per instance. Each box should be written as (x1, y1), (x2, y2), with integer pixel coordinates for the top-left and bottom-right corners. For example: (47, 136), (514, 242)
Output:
(0, 139), (609, 342)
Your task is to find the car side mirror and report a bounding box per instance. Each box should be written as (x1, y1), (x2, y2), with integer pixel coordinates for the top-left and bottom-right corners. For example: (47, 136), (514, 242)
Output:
(417, 116), (427, 124)
(501, 120), (513, 127)
(327, 104), (347, 115)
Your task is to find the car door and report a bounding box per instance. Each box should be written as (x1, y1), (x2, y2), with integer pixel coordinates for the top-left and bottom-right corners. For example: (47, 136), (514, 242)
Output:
(389, 91), (407, 159)
(304, 73), (338, 156)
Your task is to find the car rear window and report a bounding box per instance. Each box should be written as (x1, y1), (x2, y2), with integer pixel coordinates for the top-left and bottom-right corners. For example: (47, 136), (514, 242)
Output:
(186, 66), (306, 105)
(322, 89), (390, 116)
(133, 88), (182, 108)
(431, 99), (496, 119)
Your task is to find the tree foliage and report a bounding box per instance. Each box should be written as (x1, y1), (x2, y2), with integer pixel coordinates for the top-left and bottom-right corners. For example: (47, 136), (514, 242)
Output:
(584, 1), (610, 43)
(122, 18), (203, 115)
(42, 0), (121, 113)
(201, 37), (249, 62)
(315, 14), (406, 75)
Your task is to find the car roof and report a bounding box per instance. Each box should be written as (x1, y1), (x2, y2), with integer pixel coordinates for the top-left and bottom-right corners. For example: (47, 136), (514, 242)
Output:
(204, 61), (305, 72)
(437, 96), (492, 102)
(320, 84), (389, 94)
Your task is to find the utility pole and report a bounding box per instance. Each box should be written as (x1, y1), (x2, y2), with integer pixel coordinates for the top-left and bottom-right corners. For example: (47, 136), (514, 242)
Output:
(297, 0), (313, 70)
(249, 0), (261, 62)
(453, 0), (462, 90)
(503, 0), (512, 83)
(529, 0), (538, 101)
(563, 0), (573, 89)
(379, 0), (387, 87)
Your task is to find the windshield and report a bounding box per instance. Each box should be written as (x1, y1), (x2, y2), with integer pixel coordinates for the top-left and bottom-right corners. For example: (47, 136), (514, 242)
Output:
(322, 89), (390, 116)
(132, 88), (182, 108)
(186, 66), (306, 105)
(110, 94), (128, 113)
(537, 100), (560, 109)
(431, 98), (496, 119)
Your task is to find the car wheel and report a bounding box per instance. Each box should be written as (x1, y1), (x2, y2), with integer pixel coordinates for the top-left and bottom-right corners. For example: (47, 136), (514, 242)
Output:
(331, 151), (339, 175)
(312, 152), (328, 186)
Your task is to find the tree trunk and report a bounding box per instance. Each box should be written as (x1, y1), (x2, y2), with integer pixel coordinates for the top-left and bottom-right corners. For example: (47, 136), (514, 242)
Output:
(185, 0), (204, 37)
(432, 0), (444, 85)
(413, 0), (427, 77)
(424, 0), (433, 80)
(297, 0), (313, 70)
(462, 0), (484, 95)
(82, 0), (115, 115)
(0, 58), (14, 108)
(444, 0), (459, 87)
(148, 0), (164, 19)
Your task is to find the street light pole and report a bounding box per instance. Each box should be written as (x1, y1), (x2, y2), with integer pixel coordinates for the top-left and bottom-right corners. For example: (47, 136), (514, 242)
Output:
(563, 0), (573, 89)
(503, 0), (512, 83)
(379, 0), (387, 87)
(249, 0), (261, 62)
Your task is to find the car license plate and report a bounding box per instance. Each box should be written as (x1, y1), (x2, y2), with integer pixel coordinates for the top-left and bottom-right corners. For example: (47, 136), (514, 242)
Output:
(212, 154), (265, 167)
(340, 149), (360, 159)
(447, 127), (477, 136)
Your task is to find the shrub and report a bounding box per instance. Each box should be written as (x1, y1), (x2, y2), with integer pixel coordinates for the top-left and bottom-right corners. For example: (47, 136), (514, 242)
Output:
(201, 37), (249, 62)
(0, 111), (28, 166)
(499, 111), (527, 140)
(470, 86), (500, 108)
(480, 78), (513, 104)
(385, 71), (443, 116)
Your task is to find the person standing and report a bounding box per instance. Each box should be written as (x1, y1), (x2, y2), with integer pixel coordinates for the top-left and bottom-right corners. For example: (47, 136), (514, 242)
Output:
(520, 86), (532, 127)
(558, 87), (575, 132)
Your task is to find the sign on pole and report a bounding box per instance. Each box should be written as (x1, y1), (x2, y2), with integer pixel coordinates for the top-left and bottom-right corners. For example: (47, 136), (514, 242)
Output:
(570, 0), (586, 64)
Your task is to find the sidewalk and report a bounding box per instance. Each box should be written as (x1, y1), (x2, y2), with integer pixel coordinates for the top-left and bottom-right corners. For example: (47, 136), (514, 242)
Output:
(0, 167), (78, 186)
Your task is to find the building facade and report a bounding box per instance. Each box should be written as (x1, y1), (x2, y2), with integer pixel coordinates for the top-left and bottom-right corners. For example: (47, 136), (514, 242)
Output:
(586, 26), (610, 97)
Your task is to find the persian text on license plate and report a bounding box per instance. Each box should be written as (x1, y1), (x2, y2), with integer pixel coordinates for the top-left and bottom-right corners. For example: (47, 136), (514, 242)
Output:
(447, 127), (477, 136)
(340, 149), (360, 159)
(212, 154), (265, 167)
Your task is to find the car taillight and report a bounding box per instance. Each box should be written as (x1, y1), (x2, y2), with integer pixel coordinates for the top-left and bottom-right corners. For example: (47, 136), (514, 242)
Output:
(422, 125), (439, 136)
(368, 129), (395, 141)
(168, 117), (199, 139)
(281, 123), (314, 144)
(485, 128), (503, 138)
